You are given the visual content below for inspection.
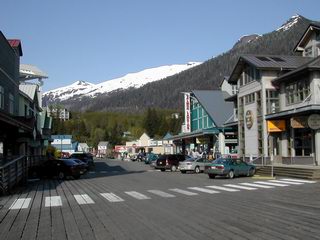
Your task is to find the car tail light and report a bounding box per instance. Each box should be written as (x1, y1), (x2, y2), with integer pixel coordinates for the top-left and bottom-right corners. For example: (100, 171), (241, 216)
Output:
(166, 160), (169, 165)
(215, 165), (224, 169)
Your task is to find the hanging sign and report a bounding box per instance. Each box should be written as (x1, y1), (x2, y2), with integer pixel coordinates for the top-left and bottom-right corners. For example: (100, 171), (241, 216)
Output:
(184, 93), (191, 133)
(308, 114), (320, 130)
(290, 116), (308, 128)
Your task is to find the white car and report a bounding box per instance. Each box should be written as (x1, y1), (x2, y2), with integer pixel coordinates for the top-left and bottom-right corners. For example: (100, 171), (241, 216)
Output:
(179, 158), (211, 174)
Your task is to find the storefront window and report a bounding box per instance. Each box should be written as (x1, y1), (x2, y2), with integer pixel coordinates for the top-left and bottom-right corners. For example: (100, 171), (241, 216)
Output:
(294, 128), (312, 156)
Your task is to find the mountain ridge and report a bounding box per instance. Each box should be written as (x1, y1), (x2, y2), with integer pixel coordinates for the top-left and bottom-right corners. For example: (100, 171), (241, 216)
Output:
(44, 15), (318, 112)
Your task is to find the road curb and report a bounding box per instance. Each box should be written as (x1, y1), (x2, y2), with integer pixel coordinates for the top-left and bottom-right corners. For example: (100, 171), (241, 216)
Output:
(252, 175), (276, 180)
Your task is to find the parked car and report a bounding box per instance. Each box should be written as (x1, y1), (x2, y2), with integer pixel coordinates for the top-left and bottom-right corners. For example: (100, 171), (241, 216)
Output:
(144, 153), (159, 164)
(155, 154), (187, 172)
(69, 158), (88, 173)
(30, 159), (84, 180)
(205, 158), (256, 179)
(70, 152), (94, 168)
(179, 157), (211, 174)
(136, 152), (146, 162)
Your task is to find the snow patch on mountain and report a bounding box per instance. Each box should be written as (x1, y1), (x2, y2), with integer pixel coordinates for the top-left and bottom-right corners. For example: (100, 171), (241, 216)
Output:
(44, 62), (201, 102)
(276, 14), (300, 32)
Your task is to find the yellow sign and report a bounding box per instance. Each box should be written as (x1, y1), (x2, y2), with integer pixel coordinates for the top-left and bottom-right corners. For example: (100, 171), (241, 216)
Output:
(267, 120), (286, 132)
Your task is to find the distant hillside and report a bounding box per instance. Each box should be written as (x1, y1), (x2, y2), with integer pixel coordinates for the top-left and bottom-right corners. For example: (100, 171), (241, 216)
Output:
(48, 15), (317, 112)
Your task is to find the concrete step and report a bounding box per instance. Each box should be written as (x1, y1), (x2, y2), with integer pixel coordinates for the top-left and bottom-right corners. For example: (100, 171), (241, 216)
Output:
(256, 166), (320, 179)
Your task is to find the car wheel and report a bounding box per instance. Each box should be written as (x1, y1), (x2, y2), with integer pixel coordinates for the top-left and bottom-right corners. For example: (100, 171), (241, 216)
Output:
(160, 169), (165, 172)
(194, 166), (200, 174)
(208, 174), (216, 179)
(171, 165), (177, 172)
(181, 170), (186, 174)
(248, 168), (255, 177)
(58, 171), (65, 180)
(228, 170), (235, 179)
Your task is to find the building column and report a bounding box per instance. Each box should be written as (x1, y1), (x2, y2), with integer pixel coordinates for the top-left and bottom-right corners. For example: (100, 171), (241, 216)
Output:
(315, 129), (320, 166)
(218, 132), (225, 154)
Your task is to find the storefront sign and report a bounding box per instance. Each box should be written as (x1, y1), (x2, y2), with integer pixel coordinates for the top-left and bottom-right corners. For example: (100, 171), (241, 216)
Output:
(184, 93), (191, 133)
(308, 114), (320, 130)
(290, 116), (308, 128)
(245, 110), (254, 129)
(267, 120), (286, 132)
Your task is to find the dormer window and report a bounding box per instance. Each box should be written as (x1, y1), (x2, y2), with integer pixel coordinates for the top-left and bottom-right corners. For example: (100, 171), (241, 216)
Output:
(305, 47), (313, 57)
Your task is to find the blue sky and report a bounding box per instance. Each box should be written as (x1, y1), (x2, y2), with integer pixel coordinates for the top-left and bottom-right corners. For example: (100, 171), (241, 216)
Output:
(1, 0), (319, 91)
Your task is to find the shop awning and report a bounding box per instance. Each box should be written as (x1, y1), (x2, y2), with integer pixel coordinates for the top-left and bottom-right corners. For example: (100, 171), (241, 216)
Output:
(265, 105), (320, 120)
(167, 128), (223, 141)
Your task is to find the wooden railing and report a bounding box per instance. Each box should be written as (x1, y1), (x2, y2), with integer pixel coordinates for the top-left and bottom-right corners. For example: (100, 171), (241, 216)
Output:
(0, 156), (28, 195)
(0, 155), (48, 195)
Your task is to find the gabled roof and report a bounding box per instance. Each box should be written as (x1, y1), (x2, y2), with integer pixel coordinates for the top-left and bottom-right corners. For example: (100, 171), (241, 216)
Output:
(98, 141), (109, 146)
(228, 54), (312, 83)
(294, 22), (320, 52)
(192, 90), (233, 127)
(273, 56), (320, 84)
(8, 39), (23, 56)
(19, 84), (37, 100)
(163, 132), (173, 140)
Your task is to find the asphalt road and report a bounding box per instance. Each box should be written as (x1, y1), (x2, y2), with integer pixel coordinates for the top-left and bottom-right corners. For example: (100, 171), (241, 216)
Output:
(0, 158), (319, 240)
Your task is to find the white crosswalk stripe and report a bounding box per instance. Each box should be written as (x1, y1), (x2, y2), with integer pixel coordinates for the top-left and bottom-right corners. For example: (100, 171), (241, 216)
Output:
(125, 191), (151, 200)
(254, 181), (288, 187)
(147, 190), (175, 198)
(169, 188), (198, 196)
(281, 178), (317, 184)
(9, 198), (31, 210)
(206, 185), (240, 192)
(45, 196), (62, 207)
(188, 187), (220, 194)
(74, 194), (95, 205)
(224, 184), (257, 190)
(268, 180), (304, 185)
(240, 183), (274, 189)
(100, 193), (124, 202)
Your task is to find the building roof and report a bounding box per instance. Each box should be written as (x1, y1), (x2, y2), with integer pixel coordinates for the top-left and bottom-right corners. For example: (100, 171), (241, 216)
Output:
(273, 56), (320, 84)
(52, 135), (72, 139)
(98, 141), (109, 146)
(228, 54), (312, 83)
(8, 39), (23, 56)
(294, 22), (320, 52)
(19, 83), (42, 109)
(20, 64), (48, 80)
(19, 84), (37, 100)
(192, 90), (234, 127)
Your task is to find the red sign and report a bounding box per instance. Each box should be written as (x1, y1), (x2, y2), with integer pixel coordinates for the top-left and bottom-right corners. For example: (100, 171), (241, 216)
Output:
(114, 145), (127, 152)
(184, 93), (191, 132)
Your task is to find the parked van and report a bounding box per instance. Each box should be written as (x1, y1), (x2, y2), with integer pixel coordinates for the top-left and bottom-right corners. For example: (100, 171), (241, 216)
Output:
(155, 154), (187, 172)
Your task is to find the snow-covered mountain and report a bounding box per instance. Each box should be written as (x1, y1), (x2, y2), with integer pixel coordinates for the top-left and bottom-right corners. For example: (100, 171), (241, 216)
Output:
(276, 14), (300, 32)
(43, 62), (201, 103)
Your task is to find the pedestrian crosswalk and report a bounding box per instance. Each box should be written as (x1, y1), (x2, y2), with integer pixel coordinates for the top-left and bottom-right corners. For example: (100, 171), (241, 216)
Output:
(6, 179), (317, 210)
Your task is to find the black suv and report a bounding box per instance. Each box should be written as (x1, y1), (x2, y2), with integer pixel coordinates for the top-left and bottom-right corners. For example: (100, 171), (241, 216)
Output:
(30, 159), (83, 180)
(70, 152), (94, 169)
(155, 154), (186, 172)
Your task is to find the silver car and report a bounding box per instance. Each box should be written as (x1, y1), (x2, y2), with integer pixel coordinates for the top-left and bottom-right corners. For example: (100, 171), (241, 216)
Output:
(179, 158), (211, 174)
